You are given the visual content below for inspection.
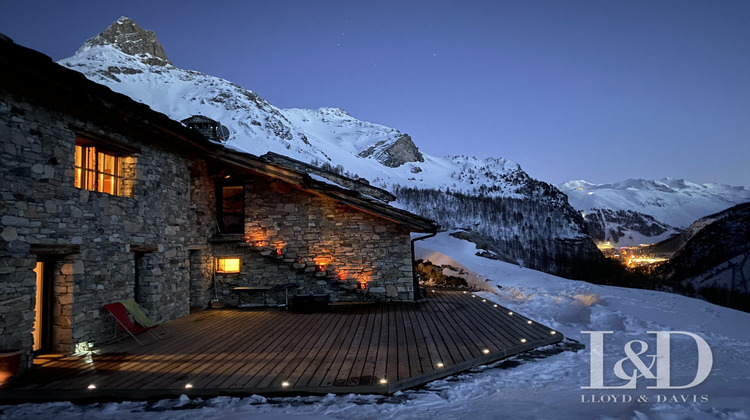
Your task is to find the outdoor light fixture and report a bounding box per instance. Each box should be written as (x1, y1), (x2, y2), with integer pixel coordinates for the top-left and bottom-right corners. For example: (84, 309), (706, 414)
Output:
(551, 331), (557, 335)
(379, 378), (388, 384)
(508, 311), (514, 315)
(493, 304), (498, 308)
(281, 381), (290, 387)
(185, 383), (193, 389)
(87, 384), (96, 389)
(437, 362), (444, 368)
(527, 320), (533, 325)
(482, 299), (486, 302)
(482, 349), (490, 354)
(520, 338), (527, 343)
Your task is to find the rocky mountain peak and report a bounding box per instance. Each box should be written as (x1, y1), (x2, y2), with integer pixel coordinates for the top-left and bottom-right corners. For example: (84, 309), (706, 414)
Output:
(79, 17), (172, 66)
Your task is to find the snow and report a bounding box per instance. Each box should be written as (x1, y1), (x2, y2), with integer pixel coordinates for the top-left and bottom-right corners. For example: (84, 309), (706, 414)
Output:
(4, 233), (749, 419)
(58, 45), (540, 200)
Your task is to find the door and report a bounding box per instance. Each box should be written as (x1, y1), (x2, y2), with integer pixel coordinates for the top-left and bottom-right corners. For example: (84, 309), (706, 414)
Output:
(32, 261), (54, 353)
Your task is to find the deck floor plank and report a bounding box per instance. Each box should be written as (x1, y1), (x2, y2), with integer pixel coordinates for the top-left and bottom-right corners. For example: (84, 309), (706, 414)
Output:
(5, 290), (563, 401)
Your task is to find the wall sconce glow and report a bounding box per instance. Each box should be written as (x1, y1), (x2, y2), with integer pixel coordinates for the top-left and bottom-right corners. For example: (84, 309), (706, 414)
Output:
(482, 299), (486, 302)
(508, 311), (514, 316)
(551, 331), (557, 335)
(463, 291), (467, 294)
(436, 362), (444, 368)
(471, 295), (476, 298)
(87, 384), (96, 389)
(281, 381), (290, 387)
(520, 338), (527, 343)
(184, 383), (193, 389)
(216, 257), (241, 273)
(379, 378), (388, 384)
(493, 304), (498, 308)
(482, 349), (490, 354)
(526, 320), (533, 325)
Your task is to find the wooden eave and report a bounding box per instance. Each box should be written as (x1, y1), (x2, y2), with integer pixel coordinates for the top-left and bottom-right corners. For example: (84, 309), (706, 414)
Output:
(211, 147), (438, 233)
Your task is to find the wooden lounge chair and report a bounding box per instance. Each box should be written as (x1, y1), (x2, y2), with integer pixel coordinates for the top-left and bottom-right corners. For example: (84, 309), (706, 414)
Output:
(120, 298), (169, 336)
(102, 302), (159, 345)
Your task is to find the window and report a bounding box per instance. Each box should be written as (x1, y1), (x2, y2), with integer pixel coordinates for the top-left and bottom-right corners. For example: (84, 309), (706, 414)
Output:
(216, 257), (241, 273)
(217, 185), (244, 233)
(75, 144), (121, 195)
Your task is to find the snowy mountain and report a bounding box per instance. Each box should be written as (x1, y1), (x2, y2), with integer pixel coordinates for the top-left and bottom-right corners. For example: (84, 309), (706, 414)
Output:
(58, 17), (609, 280)
(60, 17), (529, 196)
(559, 178), (750, 247)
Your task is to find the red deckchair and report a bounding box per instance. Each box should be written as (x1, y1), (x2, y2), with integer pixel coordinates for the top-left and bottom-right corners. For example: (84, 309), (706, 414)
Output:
(103, 302), (159, 345)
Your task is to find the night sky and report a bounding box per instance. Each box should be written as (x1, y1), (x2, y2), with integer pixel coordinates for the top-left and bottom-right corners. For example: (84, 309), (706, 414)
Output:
(2, 1), (749, 187)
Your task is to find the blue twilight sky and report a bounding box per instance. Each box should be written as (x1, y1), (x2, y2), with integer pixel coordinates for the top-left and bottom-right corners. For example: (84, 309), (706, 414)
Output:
(2, 1), (749, 187)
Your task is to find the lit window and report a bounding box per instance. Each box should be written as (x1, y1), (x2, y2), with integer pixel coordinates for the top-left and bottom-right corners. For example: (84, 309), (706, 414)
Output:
(216, 258), (241, 273)
(75, 144), (121, 195)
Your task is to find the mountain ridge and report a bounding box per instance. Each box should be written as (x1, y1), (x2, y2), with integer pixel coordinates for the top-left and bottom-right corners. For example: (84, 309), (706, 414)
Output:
(559, 177), (750, 247)
(58, 17), (616, 280)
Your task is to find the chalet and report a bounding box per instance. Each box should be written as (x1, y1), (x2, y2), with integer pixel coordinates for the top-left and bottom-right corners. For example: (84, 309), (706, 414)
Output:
(0, 34), (437, 374)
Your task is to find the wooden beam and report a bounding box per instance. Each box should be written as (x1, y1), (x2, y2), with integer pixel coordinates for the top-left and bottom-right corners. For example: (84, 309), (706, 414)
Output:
(129, 244), (158, 253)
(28, 244), (80, 255)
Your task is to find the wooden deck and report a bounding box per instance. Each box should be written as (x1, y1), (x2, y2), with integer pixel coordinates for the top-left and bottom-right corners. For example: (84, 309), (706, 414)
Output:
(2, 289), (562, 402)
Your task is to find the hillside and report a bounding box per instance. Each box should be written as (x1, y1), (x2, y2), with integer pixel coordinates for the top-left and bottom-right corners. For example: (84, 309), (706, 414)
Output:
(653, 202), (750, 310)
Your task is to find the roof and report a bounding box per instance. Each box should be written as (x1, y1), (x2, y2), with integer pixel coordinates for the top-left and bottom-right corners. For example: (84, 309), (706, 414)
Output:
(0, 35), (437, 233)
(181, 115), (218, 125)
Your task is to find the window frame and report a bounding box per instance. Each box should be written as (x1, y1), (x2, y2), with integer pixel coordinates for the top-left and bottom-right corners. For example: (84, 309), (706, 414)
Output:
(75, 144), (122, 195)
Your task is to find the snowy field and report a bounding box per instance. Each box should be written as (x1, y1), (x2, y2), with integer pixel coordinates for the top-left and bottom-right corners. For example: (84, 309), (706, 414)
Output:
(3, 232), (749, 420)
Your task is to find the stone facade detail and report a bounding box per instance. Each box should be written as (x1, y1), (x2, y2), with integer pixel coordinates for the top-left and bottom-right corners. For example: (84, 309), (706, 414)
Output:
(0, 94), (196, 364)
(210, 179), (414, 305)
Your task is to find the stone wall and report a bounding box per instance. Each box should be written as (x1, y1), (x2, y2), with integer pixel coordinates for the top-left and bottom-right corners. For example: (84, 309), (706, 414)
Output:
(0, 91), (205, 361)
(212, 177), (415, 303)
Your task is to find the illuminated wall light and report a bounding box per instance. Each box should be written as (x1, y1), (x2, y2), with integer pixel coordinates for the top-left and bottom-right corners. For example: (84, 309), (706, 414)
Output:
(379, 378), (388, 384)
(87, 384), (96, 390)
(462, 291), (467, 294)
(482, 349), (490, 354)
(471, 295), (476, 298)
(551, 331), (557, 335)
(185, 383), (193, 389)
(526, 320), (533, 325)
(493, 304), (498, 308)
(281, 381), (290, 387)
(508, 311), (514, 316)
(436, 362), (444, 368)
(520, 338), (527, 343)
(482, 299), (487, 302)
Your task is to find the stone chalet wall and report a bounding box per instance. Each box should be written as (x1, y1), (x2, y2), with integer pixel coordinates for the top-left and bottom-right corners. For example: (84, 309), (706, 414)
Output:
(0, 93), (204, 362)
(212, 177), (415, 304)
